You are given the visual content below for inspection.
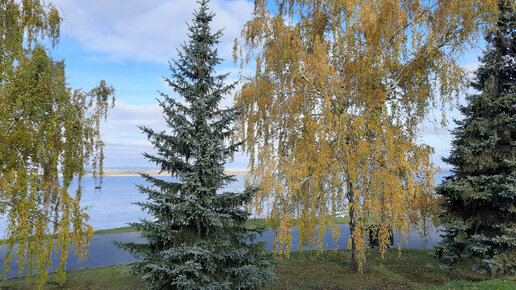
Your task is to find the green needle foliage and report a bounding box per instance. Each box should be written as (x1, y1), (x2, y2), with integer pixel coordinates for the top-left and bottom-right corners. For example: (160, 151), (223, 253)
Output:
(115, 1), (275, 289)
(435, 0), (516, 278)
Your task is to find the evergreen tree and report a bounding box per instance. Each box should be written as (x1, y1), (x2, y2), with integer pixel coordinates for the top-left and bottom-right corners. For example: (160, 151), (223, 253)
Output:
(115, 1), (275, 288)
(434, 0), (516, 277)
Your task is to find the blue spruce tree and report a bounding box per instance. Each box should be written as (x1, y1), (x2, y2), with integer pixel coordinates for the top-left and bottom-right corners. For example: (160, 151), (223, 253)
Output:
(116, 1), (275, 288)
(434, 0), (515, 277)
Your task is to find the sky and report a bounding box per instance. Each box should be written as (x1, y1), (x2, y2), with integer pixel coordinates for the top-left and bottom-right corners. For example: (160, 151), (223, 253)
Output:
(53, 0), (485, 171)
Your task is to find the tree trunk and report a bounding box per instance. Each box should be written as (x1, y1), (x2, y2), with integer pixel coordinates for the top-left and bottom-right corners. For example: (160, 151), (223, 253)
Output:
(348, 181), (359, 271)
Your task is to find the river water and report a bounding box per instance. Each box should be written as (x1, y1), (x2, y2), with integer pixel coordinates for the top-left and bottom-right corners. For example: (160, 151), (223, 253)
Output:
(0, 173), (449, 278)
(1, 173), (450, 233)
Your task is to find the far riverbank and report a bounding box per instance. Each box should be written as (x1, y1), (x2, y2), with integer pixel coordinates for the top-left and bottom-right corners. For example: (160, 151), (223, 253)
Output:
(86, 168), (249, 177)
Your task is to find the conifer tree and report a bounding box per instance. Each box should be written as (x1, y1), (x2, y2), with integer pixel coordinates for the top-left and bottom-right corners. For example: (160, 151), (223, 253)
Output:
(435, 0), (515, 277)
(116, 1), (274, 288)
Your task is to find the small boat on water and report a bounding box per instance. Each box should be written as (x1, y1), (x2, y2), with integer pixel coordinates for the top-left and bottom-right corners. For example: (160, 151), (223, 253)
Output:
(94, 186), (102, 190)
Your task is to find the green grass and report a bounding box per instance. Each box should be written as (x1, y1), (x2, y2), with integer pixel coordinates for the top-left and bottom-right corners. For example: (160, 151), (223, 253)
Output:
(432, 276), (516, 289)
(93, 217), (350, 235)
(93, 226), (138, 235)
(0, 265), (142, 290)
(3, 249), (513, 289)
(265, 249), (486, 289)
(2, 217), (351, 241)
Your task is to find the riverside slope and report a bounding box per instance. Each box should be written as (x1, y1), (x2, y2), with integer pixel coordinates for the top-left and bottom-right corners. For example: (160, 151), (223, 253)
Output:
(0, 224), (441, 279)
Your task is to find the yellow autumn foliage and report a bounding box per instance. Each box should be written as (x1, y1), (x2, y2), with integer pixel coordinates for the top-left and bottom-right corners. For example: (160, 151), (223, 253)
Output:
(235, 0), (498, 271)
(0, 1), (114, 287)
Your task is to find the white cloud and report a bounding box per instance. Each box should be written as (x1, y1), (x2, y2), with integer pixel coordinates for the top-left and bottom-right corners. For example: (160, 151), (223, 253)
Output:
(463, 61), (480, 75)
(57, 0), (254, 63)
(100, 102), (162, 168)
(418, 60), (482, 171)
(420, 127), (454, 170)
(101, 101), (249, 169)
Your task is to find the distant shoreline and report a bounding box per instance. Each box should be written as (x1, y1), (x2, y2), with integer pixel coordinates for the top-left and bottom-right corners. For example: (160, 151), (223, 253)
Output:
(87, 169), (249, 177)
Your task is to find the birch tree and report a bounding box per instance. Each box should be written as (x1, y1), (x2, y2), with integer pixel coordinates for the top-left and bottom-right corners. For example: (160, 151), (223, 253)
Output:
(0, 0), (114, 286)
(234, 0), (498, 271)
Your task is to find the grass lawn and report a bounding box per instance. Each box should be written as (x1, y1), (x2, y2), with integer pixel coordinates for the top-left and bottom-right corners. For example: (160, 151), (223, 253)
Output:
(265, 249), (511, 289)
(3, 249), (514, 289)
(0, 217), (350, 243)
(433, 276), (516, 289)
(93, 217), (351, 235)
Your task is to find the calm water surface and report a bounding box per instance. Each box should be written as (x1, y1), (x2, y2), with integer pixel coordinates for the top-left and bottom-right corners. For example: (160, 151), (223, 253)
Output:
(0, 173), (450, 235)
(0, 173), (449, 278)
